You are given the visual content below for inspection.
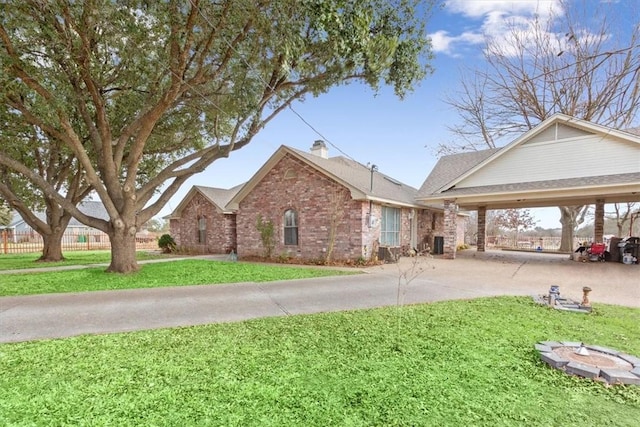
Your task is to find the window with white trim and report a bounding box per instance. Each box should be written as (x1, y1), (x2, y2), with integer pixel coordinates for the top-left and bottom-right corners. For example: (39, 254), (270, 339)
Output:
(380, 206), (401, 246)
(284, 209), (298, 245)
(197, 216), (206, 244)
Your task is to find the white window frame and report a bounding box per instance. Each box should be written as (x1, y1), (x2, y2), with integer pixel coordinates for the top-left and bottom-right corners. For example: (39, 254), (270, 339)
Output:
(197, 216), (206, 244)
(380, 206), (401, 246)
(284, 209), (298, 246)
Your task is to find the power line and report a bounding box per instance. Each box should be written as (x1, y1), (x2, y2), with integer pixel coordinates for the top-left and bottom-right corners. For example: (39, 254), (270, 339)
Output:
(287, 105), (357, 160)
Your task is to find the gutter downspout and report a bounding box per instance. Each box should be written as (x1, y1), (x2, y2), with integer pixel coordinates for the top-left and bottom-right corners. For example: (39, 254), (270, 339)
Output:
(368, 164), (378, 227)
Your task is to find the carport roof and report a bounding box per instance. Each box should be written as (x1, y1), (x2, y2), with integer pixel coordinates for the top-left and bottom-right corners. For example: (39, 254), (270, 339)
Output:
(417, 114), (640, 209)
(417, 148), (500, 196)
(429, 172), (640, 209)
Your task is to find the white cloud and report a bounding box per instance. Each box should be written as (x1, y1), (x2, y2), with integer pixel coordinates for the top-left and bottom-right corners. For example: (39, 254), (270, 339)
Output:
(430, 30), (485, 56)
(446, 0), (562, 19)
(434, 0), (565, 57)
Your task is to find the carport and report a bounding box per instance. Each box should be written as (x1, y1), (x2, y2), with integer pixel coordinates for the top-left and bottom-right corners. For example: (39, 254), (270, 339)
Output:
(417, 114), (640, 259)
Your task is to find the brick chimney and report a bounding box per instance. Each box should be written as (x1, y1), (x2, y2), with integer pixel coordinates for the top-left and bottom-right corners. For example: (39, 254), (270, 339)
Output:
(310, 140), (328, 158)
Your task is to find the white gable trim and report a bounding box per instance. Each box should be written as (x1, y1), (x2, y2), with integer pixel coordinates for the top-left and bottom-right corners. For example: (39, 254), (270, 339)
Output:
(457, 134), (638, 188)
(435, 114), (640, 194)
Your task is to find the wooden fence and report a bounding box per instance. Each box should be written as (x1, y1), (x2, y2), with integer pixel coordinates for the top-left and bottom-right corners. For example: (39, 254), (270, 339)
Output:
(0, 229), (159, 254)
(486, 236), (563, 251)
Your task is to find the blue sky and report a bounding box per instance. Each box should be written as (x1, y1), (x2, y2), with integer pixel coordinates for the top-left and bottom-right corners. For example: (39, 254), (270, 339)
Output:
(158, 0), (632, 228)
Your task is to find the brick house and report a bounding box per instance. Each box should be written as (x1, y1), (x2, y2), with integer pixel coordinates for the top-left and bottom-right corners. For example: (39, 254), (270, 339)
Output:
(169, 141), (465, 260)
(7, 200), (111, 244)
(166, 185), (242, 254)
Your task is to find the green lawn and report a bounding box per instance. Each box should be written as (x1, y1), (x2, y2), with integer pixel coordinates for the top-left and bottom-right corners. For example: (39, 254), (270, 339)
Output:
(1, 297), (638, 426)
(0, 250), (166, 271)
(0, 259), (355, 296)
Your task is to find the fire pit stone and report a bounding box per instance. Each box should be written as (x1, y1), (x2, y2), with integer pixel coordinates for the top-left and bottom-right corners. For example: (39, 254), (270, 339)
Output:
(536, 341), (640, 386)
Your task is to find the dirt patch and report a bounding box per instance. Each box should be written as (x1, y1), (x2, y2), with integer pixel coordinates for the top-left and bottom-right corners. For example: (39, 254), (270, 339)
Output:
(239, 255), (382, 268)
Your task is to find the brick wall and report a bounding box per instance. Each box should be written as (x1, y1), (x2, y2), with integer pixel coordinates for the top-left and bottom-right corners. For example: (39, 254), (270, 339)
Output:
(415, 209), (444, 251)
(443, 200), (458, 259)
(361, 202), (380, 260)
(476, 207), (486, 251)
(169, 192), (236, 254)
(236, 154), (364, 261)
(170, 153), (456, 260)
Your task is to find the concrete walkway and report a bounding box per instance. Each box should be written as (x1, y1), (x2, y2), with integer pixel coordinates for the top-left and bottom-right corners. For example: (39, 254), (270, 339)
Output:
(1, 250), (638, 343)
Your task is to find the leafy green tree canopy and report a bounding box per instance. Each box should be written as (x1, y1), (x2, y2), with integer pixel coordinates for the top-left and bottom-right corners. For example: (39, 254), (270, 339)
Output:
(0, 0), (436, 272)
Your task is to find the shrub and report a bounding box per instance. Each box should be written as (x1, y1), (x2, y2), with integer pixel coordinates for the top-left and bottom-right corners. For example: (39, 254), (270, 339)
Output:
(256, 215), (275, 258)
(355, 256), (367, 266)
(158, 234), (177, 253)
(277, 252), (291, 263)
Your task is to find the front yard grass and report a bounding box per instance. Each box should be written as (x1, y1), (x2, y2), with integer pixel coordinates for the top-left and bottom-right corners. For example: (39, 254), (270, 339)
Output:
(0, 250), (166, 271)
(1, 297), (638, 426)
(0, 259), (356, 296)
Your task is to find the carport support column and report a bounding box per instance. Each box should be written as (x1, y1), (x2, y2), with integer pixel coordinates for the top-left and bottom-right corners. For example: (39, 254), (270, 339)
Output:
(443, 199), (458, 259)
(477, 206), (486, 252)
(594, 199), (605, 243)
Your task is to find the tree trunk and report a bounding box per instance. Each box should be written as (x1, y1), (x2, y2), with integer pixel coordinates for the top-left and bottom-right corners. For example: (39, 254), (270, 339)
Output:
(558, 206), (586, 255)
(37, 227), (66, 262)
(107, 226), (139, 273)
(559, 210), (575, 255)
(558, 205), (590, 254)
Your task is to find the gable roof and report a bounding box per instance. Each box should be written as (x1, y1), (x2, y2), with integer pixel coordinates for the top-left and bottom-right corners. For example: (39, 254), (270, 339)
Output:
(228, 145), (426, 209)
(416, 114), (640, 209)
(8, 200), (110, 229)
(165, 183), (244, 218)
(418, 148), (500, 196)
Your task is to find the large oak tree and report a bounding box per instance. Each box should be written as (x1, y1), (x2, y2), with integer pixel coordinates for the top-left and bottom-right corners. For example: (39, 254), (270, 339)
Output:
(0, 115), (91, 261)
(0, 0), (436, 272)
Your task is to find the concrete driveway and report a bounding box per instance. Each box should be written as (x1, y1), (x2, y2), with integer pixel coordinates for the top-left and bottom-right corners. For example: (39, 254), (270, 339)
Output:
(0, 250), (638, 343)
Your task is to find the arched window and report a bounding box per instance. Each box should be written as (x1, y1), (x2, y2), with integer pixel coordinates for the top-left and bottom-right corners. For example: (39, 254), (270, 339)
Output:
(284, 209), (298, 245)
(197, 216), (206, 244)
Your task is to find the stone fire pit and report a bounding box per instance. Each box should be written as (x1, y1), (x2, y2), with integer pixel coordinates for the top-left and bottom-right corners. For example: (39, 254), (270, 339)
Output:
(536, 341), (640, 385)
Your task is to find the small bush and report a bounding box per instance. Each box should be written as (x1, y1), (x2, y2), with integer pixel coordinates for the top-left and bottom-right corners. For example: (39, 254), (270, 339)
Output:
(256, 215), (275, 258)
(158, 234), (177, 253)
(277, 252), (291, 263)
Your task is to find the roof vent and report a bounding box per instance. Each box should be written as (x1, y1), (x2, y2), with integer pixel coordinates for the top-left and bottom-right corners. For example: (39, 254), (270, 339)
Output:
(310, 140), (328, 158)
(384, 176), (402, 186)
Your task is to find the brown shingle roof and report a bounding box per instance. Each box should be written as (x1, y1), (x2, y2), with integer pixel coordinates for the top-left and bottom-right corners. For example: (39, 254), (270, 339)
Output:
(289, 147), (420, 206)
(195, 184), (244, 210)
(165, 184), (244, 219)
(417, 148), (500, 197)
